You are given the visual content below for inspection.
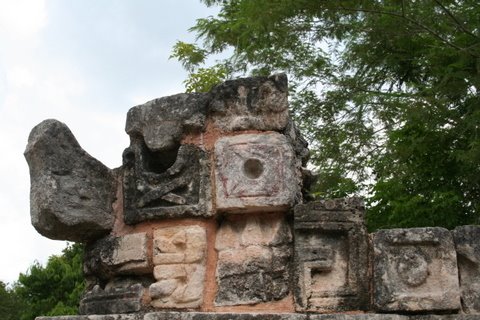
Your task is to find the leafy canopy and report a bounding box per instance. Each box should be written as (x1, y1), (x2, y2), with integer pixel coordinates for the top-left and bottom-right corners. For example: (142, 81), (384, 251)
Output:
(175, 0), (480, 230)
(13, 243), (85, 320)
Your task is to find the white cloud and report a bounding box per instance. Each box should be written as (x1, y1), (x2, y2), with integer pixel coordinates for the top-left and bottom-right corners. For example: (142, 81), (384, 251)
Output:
(0, 0), (47, 39)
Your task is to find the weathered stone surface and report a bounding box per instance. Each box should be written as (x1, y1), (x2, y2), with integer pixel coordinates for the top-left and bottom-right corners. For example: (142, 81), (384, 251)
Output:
(123, 93), (211, 224)
(215, 214), (292, 306)
(150, 225), (207, 308)
(145, 312), (306, 320)
(35, 314), (480, 320)
(79, 283), (145, 315)
(84, 232), (152, 280)
(452, 225), (480, 314)
(123, 142), (212, 224)
(208, 74), (289, 132)
(215, 133), (299, 213)
(373, 227), (461, 312)
(24, 119), (116, 242)
(410, 316), (480, 320)
(37, 314), (143, 320)
(125, 93), (209, 152)
(294, 198), (369, 313)
(309, 316), (408, 320)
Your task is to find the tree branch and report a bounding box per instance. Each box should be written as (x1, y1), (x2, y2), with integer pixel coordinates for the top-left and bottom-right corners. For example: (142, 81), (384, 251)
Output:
(335, 5), (480, 58)
(433, 0), (480, 40)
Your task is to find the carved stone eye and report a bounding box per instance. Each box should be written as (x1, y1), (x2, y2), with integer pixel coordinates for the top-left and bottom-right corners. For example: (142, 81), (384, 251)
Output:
(243, 158), (264, 179)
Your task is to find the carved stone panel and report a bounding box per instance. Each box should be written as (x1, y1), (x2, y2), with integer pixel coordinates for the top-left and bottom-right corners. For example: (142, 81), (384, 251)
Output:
(215, 214), (292, 306)
(452, 225), (480, 314)
(293, 198), (369, 312)
(373, 227), (461, 312)
(214, 133), (299, 213)
(123, 143), (211, 224)
(149, 225), (207, 309)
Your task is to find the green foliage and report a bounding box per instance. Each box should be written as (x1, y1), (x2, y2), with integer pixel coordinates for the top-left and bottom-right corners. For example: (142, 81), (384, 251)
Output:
(14, 243), (85, 320)
(176, 0), (480, 230)
(171, 41), (227, 92)
(0, 281), (21, 320)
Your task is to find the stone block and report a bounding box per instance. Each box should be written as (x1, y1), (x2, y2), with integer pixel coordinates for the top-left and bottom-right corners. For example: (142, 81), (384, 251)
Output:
(145, 312), (307, 320)
(208, 74), (289, 132)
(125, 93), (208, 152)
(452, 225), (480, 314)
(79, 283), (145, 315)
(215, 214), (292, 306)
(214, 133), (299, 213)
(150, 225), (207, 309)
(309, 315), (408, 320)
(293, 198), (369, 312)
(84, 233), (151, 279)
(37, 316), (143, 320)
(24, 119), (116, 242)
(123, 143), (212, 224)
(373, 227), (461, 312)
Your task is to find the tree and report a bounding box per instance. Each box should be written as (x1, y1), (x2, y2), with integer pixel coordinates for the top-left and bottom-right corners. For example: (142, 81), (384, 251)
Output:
(174, 0), (480, 230)
(0, 281), (21, 320)
(14, 243), (85, 320)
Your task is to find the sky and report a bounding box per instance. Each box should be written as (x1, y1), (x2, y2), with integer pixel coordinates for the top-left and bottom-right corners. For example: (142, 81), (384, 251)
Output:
(0, 0), (221, 284)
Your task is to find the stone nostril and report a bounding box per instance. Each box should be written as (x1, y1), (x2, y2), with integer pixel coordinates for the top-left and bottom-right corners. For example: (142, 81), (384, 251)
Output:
(243, 158), (264, 179)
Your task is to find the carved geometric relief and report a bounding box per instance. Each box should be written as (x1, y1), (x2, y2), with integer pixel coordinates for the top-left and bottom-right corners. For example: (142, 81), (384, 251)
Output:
(214, 133), (298, 213)
(149, 225), (207, 309)
(373, 227), (461, 312)
(293, 198), (369, 312)
(123, 141), (211, 224)
(215, 214), (292, 306)
(452, 225), (480, 314)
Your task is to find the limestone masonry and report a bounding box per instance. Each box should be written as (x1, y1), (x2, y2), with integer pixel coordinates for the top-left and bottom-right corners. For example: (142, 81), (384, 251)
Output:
(25, 74), (480, 319)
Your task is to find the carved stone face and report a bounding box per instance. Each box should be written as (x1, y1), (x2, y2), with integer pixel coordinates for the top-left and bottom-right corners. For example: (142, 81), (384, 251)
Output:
(373, 227), (461, 312)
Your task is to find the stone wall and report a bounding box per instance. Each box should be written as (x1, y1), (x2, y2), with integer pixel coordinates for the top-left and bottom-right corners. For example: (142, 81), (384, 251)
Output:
(25, 75), (480, 319)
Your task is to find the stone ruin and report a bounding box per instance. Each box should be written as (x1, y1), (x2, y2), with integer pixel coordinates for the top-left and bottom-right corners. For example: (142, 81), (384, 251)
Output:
(25, 74), (480, 320)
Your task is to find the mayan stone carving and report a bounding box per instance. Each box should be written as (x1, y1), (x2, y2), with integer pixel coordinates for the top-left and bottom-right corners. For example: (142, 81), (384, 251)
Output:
(25, 74), (480, 319)
(24, 119), (116, 242)
(373, 227), (461, 312)
(215, 133), (298, 213)
(293, 198), (369, 312)
(123, 93), (212, 224)
(150, 225), (207, 308)
(452, 225), (480, 314)
(215, 214), (292, 305)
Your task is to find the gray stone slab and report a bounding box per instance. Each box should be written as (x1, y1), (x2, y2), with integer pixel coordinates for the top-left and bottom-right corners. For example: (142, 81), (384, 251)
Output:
(309, 315), (408, 320)
(83, 233), (152, 280)
(25, 119), (116, 242)
(125, 93), (208, 152)
(293, 198), (369, 312)
(373, 227), (461, 313)
(79, 283), (145, 315)
(452, 225), (480, 314)
(208, 73), (289, 132)
(145, 312), (306, 320)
